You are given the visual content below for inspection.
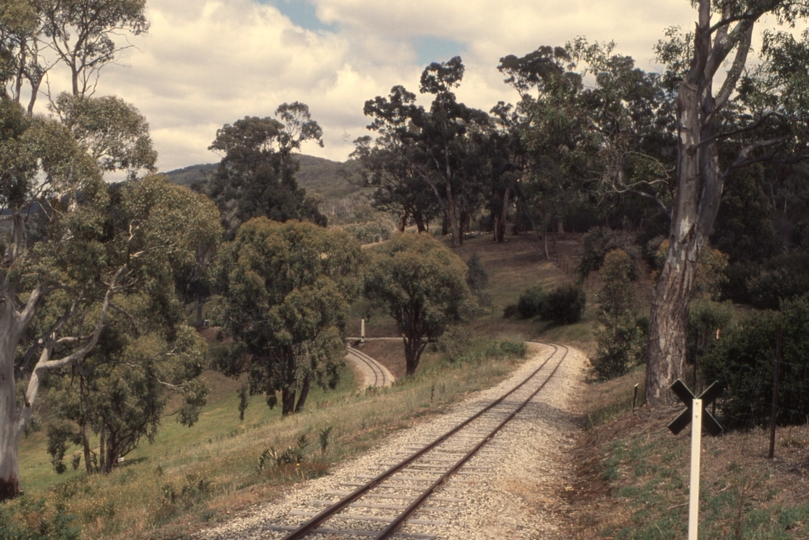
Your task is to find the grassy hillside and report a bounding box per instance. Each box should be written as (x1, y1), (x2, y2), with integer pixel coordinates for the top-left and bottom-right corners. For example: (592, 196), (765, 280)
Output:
(163, 155), (363, 202)
(5, 233), (581, 539)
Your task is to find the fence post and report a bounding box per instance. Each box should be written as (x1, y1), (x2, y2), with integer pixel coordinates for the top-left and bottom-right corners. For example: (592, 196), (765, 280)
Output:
(768, 324), (782, 460)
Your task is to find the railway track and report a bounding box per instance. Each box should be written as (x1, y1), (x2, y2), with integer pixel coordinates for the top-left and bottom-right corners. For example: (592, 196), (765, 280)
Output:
(256, 342), (569, 539)
(347, 347), (393, 388)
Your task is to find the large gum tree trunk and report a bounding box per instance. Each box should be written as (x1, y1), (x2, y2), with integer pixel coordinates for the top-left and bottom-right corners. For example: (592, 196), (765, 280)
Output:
(0, 350), (21, 499)
(645, 4), (729, 406)
(0, 299), (23, 499)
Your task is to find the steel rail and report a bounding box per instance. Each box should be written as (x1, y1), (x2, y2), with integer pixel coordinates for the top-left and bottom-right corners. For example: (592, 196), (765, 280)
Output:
(347, 347), (387, 387)
(375, 343), (568, 538)
(281, 343), (563, 540)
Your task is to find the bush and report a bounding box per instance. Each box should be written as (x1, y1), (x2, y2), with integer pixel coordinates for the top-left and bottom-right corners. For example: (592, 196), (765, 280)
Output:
(465, 253), (488, 293)
(539, 284), (586, 325)
(702, 294), (809, 428)
(438, 325), (472, 362)
(517, 285), (547, 319)
(591, 249), (645, 380)
(591, 319), (645, 380)
(578, 227), (641, 280)
(502, 304), (519, 319)
(721, 252), (809, 308)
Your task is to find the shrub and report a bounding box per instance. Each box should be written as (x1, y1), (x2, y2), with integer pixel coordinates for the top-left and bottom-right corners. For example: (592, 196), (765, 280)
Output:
(747, 252), (809, 309)
(591, 319), (645, 380)
(539, 284), (586, 325)
(578, 227), (641, 280)
(517, 285), (547, 319)
(702, 294), (809, 428)
(502, 304), (519, 319)
(465, 252), (488, 293)
(721, 252), (809, 308)
(591, 249), (645, 380)
(437, 325), (472, 362)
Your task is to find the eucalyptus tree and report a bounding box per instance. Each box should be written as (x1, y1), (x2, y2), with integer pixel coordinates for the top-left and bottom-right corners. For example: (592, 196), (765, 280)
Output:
(363, 58), (491, 247)
(206, 102), (327, 237)
(44, 177), (218, 475)
(644, 0), (809, 407)
(0, 95), (216, 498)
(38, 0), (148, 97)
(51, 92), (157, 179)
(351, 134), (440, 233)
(216, 219), (362, 416)
(364, 233), (474, 375)
(1, 0), (148, 113)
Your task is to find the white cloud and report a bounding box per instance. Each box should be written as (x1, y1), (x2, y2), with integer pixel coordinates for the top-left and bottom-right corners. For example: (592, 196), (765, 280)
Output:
(62, 0), (778, 174)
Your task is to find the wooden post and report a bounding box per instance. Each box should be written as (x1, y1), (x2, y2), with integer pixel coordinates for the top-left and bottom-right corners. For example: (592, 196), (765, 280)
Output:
(689, 398), (702, 540)
(769, 324), (782, 459)
(632, 383), (639, 410)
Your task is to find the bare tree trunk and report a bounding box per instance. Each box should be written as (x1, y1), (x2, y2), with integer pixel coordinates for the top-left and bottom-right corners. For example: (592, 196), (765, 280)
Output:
(99, 425), (106, 474)
(195, 299), (204, 328)
(0, 338), (21, 499)
(295, 374), (311, 413)
(0, 288), (26, 500)
(403, 337), (427, 376)
(413, 211), (427, 233)
(82, 423), (93, 475)
(397, 210), (408, 233)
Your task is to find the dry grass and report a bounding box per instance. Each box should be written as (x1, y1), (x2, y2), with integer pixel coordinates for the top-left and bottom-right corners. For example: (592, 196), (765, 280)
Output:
(564, 370), (809, 539)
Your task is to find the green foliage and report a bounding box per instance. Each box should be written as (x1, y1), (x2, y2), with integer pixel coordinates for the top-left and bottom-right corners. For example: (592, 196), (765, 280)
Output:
(711, 165), (781, 263)
(578, 227), (641, 280)
(341, 219), (392, 244)
(722, 252), (809, 308)
(257, 434), (309, 470)
(318, 426), (333, 454)
(703, 294), (809, 428)
(465, 252), (489, 293)
(437, 325), (472, 362)
(52, 93), (157, 180)
(539, 284), (586, 325)
(46, 425), (80, 474)
(592, 250), (645, 380)
(517, 285), (547, 319)
(216, 218), (363, 414)
(0, 499), (80, 540)
(204, 104), (327, 236)
(38, 176), (217, 473)
(364, 233), (474, 374)
(237, 386), (248, 422)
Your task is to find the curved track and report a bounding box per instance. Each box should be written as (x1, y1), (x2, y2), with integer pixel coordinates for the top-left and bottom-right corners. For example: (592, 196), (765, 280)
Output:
(264, 342), (569, 539)
(347, 347), (393, 388)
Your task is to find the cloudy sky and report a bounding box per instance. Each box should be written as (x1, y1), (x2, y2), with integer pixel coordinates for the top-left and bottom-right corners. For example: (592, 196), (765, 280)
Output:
(55, 0), (731, 172)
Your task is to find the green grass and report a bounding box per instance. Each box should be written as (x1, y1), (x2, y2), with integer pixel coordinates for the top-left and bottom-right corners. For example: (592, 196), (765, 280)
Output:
(6, 232), (591, 539)
(7, 338), (531, 539)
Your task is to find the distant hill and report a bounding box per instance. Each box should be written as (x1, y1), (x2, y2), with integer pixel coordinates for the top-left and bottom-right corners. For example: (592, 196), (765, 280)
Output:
(164, 155), (364, 202)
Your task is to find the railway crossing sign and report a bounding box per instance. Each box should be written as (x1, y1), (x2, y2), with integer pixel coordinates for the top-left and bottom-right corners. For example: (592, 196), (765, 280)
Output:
(667, 380), (722, 540)
(668, 380), (723, 436)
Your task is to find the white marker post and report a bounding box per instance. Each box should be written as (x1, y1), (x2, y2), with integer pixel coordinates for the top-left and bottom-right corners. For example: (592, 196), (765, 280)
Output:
(360, 318), (365, 344)
(689, 398), (702, 540)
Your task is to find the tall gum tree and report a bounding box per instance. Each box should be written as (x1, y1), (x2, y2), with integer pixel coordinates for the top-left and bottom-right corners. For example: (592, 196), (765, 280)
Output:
(646, 0), (809, 407)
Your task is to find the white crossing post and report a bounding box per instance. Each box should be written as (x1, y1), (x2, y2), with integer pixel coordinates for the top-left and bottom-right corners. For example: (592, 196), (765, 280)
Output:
(688, 398), (702, 540)
(360, 318), (365, 344)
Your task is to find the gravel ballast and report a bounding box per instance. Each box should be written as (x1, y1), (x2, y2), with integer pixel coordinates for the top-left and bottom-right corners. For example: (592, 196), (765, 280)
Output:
(196, 342), (586, 540)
